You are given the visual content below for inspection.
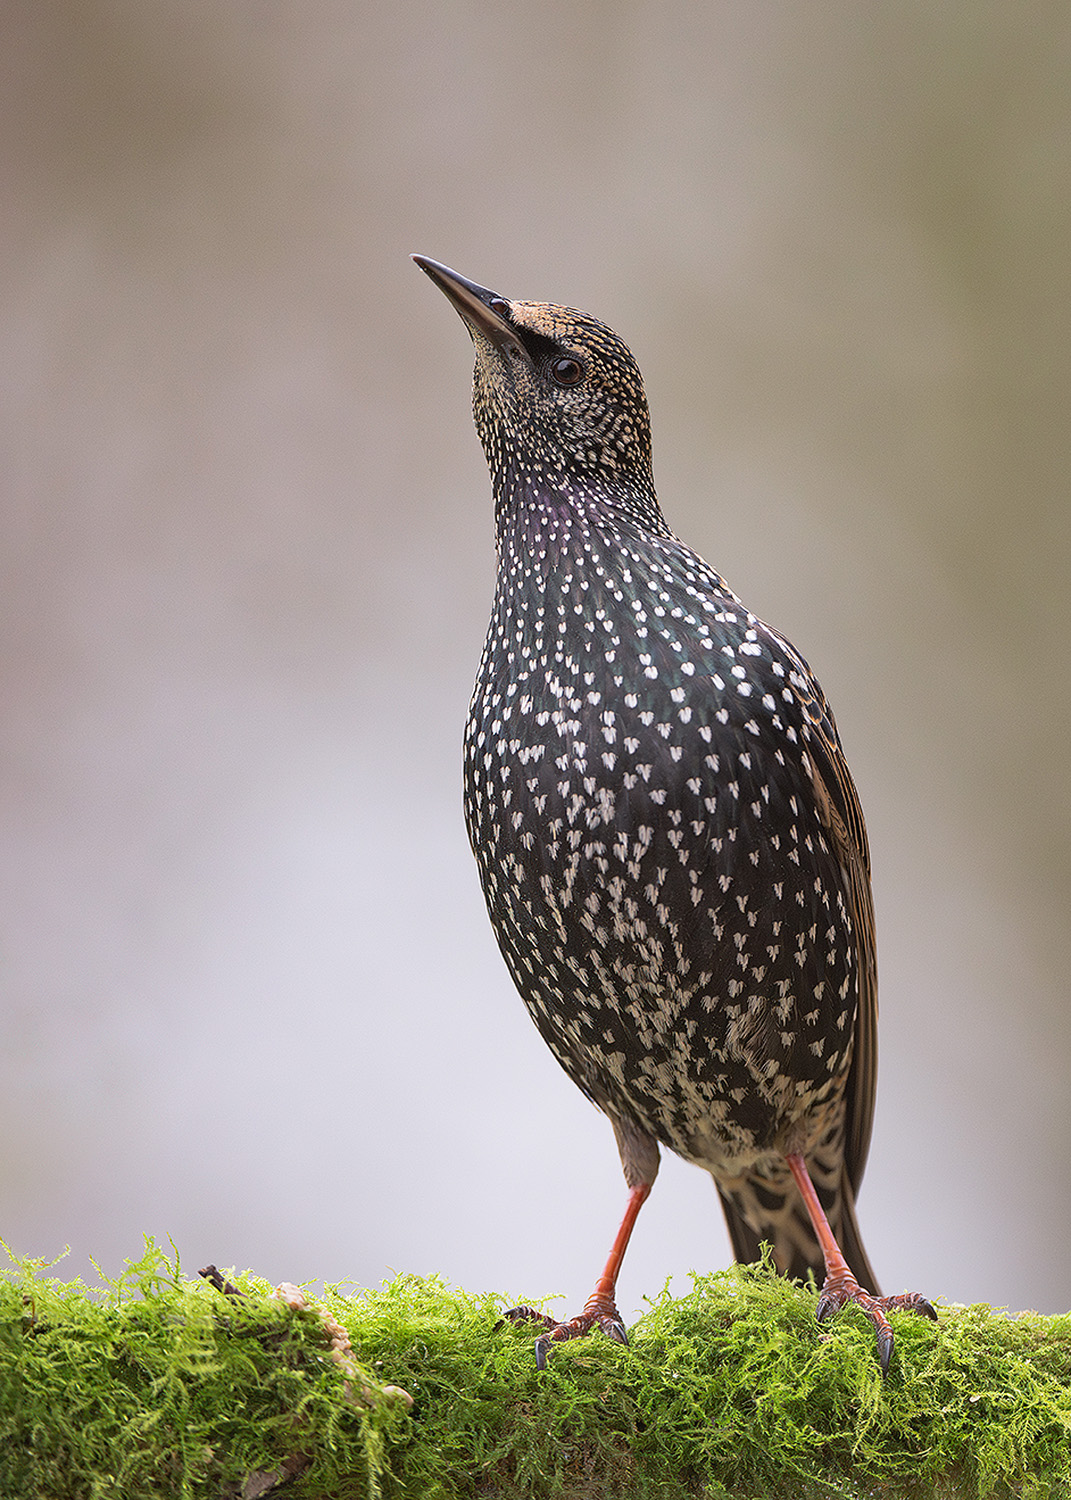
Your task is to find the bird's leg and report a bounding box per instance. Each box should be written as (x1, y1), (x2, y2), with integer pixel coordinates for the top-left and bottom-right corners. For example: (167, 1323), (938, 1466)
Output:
(785, 1152), (936, 1375)
(500, 1181), (651, 1369)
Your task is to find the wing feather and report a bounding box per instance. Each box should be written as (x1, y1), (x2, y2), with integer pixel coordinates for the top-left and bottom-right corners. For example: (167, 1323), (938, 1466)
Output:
(765, 630), (878, 1195)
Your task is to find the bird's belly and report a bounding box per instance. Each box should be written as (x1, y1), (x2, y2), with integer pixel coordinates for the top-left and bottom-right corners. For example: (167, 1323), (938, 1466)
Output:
(465, 716), (858, 1170)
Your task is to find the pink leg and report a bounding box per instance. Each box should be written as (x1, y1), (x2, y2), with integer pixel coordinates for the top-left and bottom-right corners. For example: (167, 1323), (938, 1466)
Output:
(786, 1152), (936, 1375)
(502, 1182), (652, 1369)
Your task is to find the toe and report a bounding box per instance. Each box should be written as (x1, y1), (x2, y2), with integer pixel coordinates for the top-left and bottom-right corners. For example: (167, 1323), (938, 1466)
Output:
(883, 1292), (938, 1321)
(497, 1304), (555, 1332)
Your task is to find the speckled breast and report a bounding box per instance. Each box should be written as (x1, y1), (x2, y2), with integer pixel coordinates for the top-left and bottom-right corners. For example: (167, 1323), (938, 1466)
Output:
(463, 526), (859, 1172)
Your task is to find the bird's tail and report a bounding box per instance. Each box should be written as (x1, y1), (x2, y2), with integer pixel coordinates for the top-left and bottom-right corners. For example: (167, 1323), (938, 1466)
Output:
(715, 1163), (880, 1295)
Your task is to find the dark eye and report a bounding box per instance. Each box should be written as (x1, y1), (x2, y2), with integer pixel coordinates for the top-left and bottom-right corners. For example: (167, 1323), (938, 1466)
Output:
(550, 356), (583, 386)
(489, 298), (512, 318)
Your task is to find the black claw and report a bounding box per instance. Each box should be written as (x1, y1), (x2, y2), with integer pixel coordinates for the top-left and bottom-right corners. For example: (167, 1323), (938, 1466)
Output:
(917, 1298), (938, 1321)
(875, 1326), (893, 1379)
(534, 1335), (550, 1371)
(604, 1317), (629, 1346)
(814, 1293), (837, 1324)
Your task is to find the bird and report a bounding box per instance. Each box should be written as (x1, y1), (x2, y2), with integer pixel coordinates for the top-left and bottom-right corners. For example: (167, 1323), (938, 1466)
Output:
(413, 254), (935, 1375)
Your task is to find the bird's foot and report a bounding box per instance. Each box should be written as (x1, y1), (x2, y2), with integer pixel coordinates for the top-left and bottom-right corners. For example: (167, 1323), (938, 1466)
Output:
(499, 1292), (629, 1370)
(815, 1273), (937, 1376)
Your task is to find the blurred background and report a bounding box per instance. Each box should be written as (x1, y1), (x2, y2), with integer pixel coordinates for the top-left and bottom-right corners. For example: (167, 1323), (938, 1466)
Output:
(2, 0), (1069, 1318)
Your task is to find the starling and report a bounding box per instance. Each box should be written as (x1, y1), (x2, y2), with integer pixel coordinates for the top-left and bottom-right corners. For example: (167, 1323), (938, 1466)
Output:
(413, 255), (935, 1374)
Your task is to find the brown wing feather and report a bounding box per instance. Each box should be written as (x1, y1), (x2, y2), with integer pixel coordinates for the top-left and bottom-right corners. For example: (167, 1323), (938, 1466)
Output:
(799, 703), (878, 1195)
(804, 730), (877, 1195)
(764, 628), (878, 1198)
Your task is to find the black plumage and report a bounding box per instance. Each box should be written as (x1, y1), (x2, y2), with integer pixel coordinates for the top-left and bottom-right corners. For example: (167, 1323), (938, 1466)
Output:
(414, 255), (934, 1373)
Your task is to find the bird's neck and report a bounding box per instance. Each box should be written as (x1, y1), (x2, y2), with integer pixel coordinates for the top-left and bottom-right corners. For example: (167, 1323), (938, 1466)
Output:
(491, 469), (671, 572)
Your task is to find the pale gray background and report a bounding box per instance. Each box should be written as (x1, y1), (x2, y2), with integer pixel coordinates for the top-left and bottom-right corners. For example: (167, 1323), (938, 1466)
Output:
(3, 1), (1069, 1318)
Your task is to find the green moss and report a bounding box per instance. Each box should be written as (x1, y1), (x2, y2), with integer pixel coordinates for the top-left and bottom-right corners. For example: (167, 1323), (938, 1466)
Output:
(2, 1241), (1069, 1498)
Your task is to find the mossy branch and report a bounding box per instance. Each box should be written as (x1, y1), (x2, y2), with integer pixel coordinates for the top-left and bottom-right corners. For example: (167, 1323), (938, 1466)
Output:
(2, 1240), (1069, 1498)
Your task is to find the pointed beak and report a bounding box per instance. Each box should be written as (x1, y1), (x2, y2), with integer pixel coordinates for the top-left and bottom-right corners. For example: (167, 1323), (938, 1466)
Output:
(411, 255), (533, 366)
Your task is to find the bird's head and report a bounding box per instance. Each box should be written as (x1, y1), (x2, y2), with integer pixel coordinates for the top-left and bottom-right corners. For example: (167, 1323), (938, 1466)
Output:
(413, 256), (655, 508)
